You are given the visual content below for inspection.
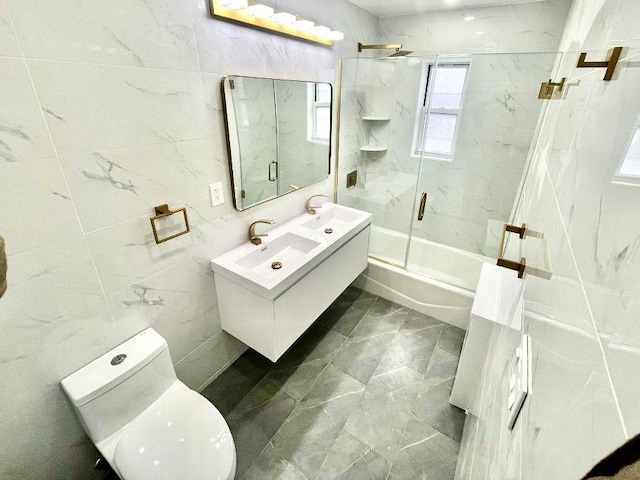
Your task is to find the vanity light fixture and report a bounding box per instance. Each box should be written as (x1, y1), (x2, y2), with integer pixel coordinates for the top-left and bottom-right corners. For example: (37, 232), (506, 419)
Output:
(209, 0), (339, 46)
(246, 4), (274, 18)
(273, 11), (296, 24)
(220, 0), (248, 10)
(312, 25), (331, 37)
(295, 19), (315, 31)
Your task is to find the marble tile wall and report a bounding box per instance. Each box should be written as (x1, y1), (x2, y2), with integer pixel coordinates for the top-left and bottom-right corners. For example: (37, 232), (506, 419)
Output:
(0, 0), (378, 477)
(379, 0), (572, 56)
(456, 1), (640, 478)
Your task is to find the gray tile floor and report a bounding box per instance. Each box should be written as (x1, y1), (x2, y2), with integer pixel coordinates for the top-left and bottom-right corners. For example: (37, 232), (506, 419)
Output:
(203, 286), (466, 480)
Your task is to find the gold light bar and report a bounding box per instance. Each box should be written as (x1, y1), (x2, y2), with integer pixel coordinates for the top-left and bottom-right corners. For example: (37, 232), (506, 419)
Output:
(209, 0), (335, 47)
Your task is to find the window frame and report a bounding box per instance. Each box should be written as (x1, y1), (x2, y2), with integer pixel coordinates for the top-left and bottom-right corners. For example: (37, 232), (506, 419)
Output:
(411, 59), (471, 162)
(308, 83), (331, 144)
(613, 119), (640, 186)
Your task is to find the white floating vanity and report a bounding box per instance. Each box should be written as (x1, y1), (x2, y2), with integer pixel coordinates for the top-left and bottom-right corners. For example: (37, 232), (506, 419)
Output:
(211, 203), (372, 362)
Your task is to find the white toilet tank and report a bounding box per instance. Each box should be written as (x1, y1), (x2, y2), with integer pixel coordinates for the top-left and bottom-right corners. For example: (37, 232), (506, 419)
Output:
(61, 329), (178, 444)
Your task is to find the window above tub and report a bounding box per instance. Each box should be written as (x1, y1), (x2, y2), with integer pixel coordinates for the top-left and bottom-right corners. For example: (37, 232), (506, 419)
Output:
(412, 61), (470, 161)
(614, 121), (640, 184)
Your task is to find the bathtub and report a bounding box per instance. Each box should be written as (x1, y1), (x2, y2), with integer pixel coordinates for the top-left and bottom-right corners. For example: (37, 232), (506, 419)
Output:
(353, 226), (493, 330)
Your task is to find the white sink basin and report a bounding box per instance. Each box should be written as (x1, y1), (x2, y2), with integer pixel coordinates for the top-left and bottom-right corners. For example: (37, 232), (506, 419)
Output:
(236, 233), (321, 278)
(211, 203), (371, 299)
(302, 205), (363, 236)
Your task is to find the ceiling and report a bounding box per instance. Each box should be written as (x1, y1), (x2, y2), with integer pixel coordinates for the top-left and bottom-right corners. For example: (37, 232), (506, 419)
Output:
(347, 0), (545, 17)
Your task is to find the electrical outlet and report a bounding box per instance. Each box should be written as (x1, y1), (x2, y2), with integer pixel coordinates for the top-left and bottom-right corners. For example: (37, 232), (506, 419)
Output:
(210, 182), (224, 207)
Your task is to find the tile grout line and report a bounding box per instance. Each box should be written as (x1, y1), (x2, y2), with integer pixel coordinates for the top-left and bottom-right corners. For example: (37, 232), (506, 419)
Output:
(8, 15), (116, 308)
(242, 292), (380, 478)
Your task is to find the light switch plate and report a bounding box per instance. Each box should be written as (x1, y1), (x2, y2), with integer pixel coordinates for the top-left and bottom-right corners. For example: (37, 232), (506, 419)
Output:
(210, 182), (224, 207)
(507, 334), (530, 430)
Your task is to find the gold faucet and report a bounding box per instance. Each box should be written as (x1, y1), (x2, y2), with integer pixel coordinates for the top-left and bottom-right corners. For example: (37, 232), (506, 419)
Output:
(249, 219), (276, 245)
(305, 194), (329, 215)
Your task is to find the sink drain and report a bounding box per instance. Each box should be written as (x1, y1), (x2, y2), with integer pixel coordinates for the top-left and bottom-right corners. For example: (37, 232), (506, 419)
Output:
(324, 228), (333, 234)
(271, 261), (283, 270)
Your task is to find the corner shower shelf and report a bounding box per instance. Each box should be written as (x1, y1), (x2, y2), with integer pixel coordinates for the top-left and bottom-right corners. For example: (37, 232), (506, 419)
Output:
(360, 145), (388, 153)
(362, 116), (391, 121)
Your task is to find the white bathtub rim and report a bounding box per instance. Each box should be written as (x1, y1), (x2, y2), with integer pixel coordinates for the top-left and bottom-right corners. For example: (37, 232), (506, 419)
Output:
(355, 258), (474, 330)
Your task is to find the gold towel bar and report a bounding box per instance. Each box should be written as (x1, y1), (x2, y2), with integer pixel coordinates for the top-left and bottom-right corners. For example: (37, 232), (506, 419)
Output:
(497, 223), (527, 278)
(150, 204), (190, 245)
(496, 223), (552, 280)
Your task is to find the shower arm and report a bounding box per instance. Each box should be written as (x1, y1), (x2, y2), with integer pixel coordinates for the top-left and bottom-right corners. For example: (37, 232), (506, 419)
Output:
(357, 43), (403, 53)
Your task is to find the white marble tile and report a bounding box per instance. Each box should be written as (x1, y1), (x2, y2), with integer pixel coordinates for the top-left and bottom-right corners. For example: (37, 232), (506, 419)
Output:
(28, 61), (208, 155)
(0, 236), (104, 332)
(520, 313), (626, 480)
(0, 158), (82, 255)
(6, 0), (199, 70)
(0, 300), (115, 425)
(107, 257), (220, 363)
(85, 214), (193, 295)
(0, 58), (55, 164)
(59, 139), (219, 233)
(602, 291), (640, 434)
(0, 0), (21, 58)
(461, 83), (544, 132)
(379, 0), (570, 55)
(521, 174), (595, 335)
(35, 299), (145, 383)
(455, 125), (533, 167)
(174, 330), (247, 390)
(0, 390), (91, 480)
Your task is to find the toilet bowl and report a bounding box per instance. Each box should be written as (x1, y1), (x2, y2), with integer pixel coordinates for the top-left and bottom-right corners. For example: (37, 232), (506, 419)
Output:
(61, 328), (236, 480)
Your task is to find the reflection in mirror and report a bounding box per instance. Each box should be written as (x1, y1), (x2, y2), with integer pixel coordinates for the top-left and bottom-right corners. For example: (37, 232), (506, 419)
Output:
(222, 76), (332, 210)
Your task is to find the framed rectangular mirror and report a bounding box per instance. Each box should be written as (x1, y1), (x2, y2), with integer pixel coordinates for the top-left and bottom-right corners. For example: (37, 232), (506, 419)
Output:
(222, 75), (332, 210)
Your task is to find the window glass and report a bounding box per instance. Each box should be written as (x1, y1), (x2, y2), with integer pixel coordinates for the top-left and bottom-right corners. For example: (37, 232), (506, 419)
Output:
(618, 127), (640, 176)
(414, 61), (469, 159)
(315, 106), (331, 140)
(423, 113), (457, 154)
(431, 66), (468, 109)
(316, 83), (332, 103)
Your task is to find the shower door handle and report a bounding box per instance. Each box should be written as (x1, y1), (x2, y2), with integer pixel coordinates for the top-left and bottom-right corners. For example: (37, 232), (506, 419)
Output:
(268, 161), (278, 182)
(417, 193), (427, 221)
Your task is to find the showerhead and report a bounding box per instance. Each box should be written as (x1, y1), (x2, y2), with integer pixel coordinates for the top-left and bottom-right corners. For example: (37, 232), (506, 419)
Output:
(381, 50), (414, 60)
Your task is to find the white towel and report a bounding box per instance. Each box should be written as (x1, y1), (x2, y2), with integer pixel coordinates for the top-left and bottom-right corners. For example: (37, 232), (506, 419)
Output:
(0, 235), (6, 298)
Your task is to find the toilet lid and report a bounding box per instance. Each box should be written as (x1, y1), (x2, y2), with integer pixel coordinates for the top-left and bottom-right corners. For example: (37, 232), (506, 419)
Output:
(114, 386), (235, 480)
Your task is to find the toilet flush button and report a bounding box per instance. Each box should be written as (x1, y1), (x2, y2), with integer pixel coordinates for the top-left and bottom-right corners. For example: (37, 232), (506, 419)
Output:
(111, 354), (127, 366)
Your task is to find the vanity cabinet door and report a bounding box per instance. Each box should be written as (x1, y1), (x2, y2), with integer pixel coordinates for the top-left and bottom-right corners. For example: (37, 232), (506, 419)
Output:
(273, 227), (369, 359)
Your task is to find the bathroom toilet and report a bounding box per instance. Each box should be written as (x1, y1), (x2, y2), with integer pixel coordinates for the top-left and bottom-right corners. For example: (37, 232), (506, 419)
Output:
(61, 328), (236, 480)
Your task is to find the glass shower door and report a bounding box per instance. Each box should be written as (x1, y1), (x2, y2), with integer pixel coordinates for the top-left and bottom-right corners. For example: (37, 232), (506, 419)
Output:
(406, 52), (560, 290)
(337, 56), (428, 266)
